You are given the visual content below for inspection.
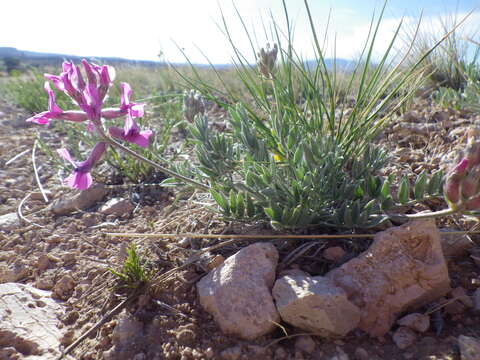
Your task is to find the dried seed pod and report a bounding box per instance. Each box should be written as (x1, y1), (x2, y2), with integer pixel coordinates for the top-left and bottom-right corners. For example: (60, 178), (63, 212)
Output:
(183, 89), (206, 122)
(444, 158), (469, 205)
(461, 167), (480, 198)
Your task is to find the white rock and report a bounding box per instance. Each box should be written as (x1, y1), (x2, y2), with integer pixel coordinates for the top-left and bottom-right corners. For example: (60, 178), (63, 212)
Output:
(458, 335), (480, 360)
(272, 275), (360, 337)
(99, 197), (134, 216)
(0, 260), (30, 283)
(0, 212), (19, 231)
(327, 220), (450, 337)
(0, 283), (63, 359)
(197, 242), (280, 340)
(51, 183), (107, 215)
(397, 313), (430, 333)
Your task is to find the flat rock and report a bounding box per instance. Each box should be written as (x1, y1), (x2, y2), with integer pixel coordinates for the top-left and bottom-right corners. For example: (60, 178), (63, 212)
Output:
(327, 219), (450, 337)
(458, 335), (480, 360)
(272, 274), (360, 337)
(197, 242), (280, 340)
(51, 183), (107, 215)
(0, 212), (19, 231)
(0, 283), (63, 359)
(99, 197), (134, 216)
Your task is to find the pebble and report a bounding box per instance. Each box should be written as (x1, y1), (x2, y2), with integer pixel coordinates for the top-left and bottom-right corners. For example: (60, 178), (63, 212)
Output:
(323, 246), (346, 262)
(397, 313), (430, 333)
(220, 346), (242, 360)
(392, 326), (417, 349)
(458, 335), (480, 360)
(294, 335), (316, 354)
(354, 347), (369, 360)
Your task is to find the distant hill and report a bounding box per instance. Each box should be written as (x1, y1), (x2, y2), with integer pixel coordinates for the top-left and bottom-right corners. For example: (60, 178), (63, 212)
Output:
(0, 47), (163, 67)
(0, 47), (354, 70)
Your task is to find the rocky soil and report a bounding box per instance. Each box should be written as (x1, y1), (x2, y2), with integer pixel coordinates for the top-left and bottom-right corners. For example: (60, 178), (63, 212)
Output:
(2, 95), (480, 360)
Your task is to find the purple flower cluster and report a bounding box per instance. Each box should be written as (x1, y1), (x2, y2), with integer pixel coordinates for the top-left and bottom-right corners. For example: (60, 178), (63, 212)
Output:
(26, 60), (152, 190)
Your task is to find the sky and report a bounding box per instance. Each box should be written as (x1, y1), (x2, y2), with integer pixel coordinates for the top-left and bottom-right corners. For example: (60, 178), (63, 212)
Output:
(1, 0), (479, 64)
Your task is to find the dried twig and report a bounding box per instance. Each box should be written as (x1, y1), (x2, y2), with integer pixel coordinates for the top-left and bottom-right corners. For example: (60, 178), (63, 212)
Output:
(17, 193), (45, 228)
(32, 140), (49, 203)
(5, 148), (30, 166)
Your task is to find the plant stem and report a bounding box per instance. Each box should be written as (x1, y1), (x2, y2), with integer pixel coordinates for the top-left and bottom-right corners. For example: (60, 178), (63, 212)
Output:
(390, 207), (456, 221)
(100, 134), (210, 191)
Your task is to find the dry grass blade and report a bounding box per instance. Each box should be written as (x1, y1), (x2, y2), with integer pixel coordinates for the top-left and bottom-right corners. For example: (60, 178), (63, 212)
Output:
(5, 148), (30, 166)
(17, 192), (45, 228)
(31, 139), (49, 203)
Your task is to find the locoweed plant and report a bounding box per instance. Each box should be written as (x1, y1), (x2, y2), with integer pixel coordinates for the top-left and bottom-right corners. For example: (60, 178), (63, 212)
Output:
(175, 0), (460, 229)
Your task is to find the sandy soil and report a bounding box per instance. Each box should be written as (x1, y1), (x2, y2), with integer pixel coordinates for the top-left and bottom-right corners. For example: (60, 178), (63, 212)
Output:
(1, 95), (480, 360)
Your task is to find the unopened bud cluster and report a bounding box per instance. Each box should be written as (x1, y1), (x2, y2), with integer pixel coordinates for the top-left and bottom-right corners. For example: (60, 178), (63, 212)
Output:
(183, 89), (206, 122)
(257, 43), (278, 79)
(444, 140), (480, 211)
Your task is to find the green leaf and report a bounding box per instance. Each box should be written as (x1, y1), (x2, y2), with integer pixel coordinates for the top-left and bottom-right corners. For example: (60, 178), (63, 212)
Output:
(414, 171), (427, 200)
(160, 177), (179, 187)
(264, 207), (275, 219)
(381, 178), (390, 198)
(354, 185), (364, 198)
(367, 176), (382, 198)
(229, 189), (237, 214)
(398, 177), (409, 205)
(236, 192), (245, 218)
(211, 190), (229, 215)
(428, 170), (444, 195)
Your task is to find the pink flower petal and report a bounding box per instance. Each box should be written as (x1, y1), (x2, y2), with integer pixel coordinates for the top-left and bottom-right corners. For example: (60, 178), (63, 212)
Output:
(126, 129), (153, 148)
(26, 112), (51, 125)
(64, 172), (93, 190)
(44, 74), (64, 91)
(56, 148), (77, 167)
(44, 82), (63, 114)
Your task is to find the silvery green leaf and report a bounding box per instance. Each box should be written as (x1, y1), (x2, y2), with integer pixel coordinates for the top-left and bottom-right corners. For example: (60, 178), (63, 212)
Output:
(398, 177), (409, 205)
(414, 171), (427, 200)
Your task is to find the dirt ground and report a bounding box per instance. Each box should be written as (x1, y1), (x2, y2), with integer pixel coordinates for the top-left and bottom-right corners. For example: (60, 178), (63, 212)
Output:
(1, 95), (480, 360)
